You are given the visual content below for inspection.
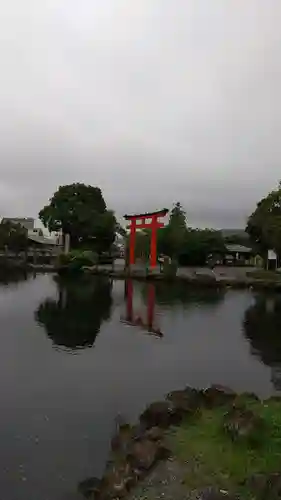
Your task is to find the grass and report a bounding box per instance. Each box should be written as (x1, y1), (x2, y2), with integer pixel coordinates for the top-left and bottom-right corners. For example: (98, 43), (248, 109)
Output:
(168, 398), (281, 498)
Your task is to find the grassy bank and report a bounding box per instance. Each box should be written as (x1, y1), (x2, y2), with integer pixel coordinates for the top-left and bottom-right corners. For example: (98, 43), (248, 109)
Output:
(169, 395), (281, 498)
(79, 388), (281, 500)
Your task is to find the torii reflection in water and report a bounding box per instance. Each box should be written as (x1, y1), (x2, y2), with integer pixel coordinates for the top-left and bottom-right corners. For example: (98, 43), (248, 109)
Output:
(121, 280), (163, 338)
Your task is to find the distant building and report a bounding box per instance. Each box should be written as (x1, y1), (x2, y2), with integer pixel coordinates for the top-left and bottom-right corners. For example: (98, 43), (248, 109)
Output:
(223, 244), (253, 264)
(28, 228), (43, 237)
(1, 217), (59, 249)
(1, 217), (35, 231)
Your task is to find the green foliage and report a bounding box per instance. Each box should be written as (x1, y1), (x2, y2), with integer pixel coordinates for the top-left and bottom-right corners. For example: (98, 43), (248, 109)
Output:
(156, 202), (225, 265)
(0, 220), (28, 252)
(179, 229), (225, 266)
(160, 202), (187, 258)
(246, 182), (281, 256)
(224, 234), (249, 246)
(170, 398), (281, 498)
(169, 201), (187, 228)
(58, 249), (98, 270)
(39, 183), (116, 253)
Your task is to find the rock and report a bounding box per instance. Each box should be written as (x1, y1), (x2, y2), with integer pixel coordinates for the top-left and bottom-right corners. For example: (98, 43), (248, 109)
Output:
(234, 392), (260, 405)
(101, 461), (135, 499)
(128, 438), (168, 471)
(140, 401), (177, 429)
(78, 477), (101, 498)
(203, 385), (236, 408)
(223, 406), (266, 445)
(211, 384), (236, 396)
(263, 473), (281, 499)
(246, 473), (268, 495)
(165, 388), (204, 424)
(144, 426), (164, 442)
(199, 488), (239, 499)
(111, 423), (133, 454)
(166, 389), (202, 416)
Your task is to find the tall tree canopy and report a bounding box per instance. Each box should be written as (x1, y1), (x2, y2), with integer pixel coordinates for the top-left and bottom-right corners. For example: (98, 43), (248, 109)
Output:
(246, 182), (281, 256)
(39, 183), (116, 252)
(159, 202), (187, 258)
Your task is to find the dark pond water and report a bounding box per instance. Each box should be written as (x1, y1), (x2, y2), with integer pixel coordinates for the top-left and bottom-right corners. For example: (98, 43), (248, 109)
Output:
(1, 272), (281, 500)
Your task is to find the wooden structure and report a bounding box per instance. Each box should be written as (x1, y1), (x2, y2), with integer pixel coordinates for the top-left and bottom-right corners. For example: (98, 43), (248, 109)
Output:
(124, 209), (168, 268)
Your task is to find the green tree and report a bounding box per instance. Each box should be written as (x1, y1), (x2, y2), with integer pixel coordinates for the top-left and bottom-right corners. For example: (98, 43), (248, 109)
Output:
(39, 183), (116, 253)
(178, 229), (224, 266)
(169, 202), (187, 230)
(161, 202), (187, 259)
(0, 220), (28, 252)
(246, 182), (281, 257)
(157, 202), (225, 265)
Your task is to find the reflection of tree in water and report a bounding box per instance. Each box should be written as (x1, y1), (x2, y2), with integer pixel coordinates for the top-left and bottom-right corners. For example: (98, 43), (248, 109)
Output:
(142, 281), (226, 308)
(0, 269), (30, 287)
(35, 276), (112, 350)
(243, 295), (281, 390)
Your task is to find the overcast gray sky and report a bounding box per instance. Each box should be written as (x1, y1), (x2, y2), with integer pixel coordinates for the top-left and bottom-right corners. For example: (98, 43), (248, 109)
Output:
(1, 0), (280, 228)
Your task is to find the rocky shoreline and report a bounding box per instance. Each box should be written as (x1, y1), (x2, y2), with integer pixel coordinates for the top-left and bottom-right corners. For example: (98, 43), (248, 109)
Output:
(64, 265), (281, 290)
(78, 386), (281, 500)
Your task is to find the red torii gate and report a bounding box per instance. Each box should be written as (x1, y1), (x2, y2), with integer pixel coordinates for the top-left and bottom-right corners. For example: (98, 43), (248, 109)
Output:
(124, 209), (168, 268)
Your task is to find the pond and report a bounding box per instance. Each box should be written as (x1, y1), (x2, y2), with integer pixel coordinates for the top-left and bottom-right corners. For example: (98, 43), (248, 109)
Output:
(0, 272), (281, 500)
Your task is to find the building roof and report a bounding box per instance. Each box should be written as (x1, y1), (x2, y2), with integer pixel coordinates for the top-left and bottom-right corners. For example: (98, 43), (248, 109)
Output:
(225, 244), (252, 254)
(27, 234), (58, 246)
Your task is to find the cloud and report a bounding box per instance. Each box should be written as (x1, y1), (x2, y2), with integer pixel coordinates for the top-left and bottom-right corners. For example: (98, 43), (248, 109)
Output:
(0, 0), (281, 227)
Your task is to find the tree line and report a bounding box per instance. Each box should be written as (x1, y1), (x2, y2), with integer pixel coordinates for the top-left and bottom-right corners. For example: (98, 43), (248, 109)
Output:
(132, 202), (226, 266)
(1, 180), (281, 265)
(0, 220), (28, 253)
(246, 181), (281, 259)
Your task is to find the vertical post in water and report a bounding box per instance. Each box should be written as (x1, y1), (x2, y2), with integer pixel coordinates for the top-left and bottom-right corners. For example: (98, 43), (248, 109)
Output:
(126, 280), (133, 322)
(150, 216), (157, 268)
(129, 219), (136, 266)
(147, 283), (155, 330)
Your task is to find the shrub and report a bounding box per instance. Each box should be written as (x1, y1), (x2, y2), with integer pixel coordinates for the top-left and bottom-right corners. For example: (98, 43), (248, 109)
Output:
(58, 250), (98, 270)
